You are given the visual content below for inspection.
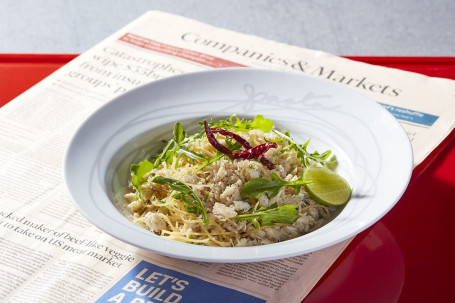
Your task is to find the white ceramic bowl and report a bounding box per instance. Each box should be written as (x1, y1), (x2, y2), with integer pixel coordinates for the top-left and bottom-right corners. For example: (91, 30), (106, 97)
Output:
(63, 68), (413, 263)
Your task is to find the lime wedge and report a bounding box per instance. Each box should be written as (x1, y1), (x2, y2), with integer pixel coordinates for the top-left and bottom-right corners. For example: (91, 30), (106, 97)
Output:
(303, 166), (351, 206)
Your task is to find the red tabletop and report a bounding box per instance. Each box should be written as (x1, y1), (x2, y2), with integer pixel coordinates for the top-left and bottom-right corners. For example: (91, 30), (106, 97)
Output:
(1, 54), (454, 303)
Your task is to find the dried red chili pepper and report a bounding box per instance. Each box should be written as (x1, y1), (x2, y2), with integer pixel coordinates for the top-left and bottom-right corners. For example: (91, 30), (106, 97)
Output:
(211, 128), (252, 149)
(231, 142), (277, 159)
(260, 157), (275, 170)
(203, 121), (276, 169)
(203, 121), (232, 156)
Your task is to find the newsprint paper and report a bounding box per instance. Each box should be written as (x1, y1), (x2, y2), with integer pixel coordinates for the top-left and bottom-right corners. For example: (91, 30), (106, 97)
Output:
(1, 11), (454, 303)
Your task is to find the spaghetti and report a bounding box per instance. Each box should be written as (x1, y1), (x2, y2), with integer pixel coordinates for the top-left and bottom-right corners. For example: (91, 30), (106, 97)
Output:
(123, 116), (341, 247)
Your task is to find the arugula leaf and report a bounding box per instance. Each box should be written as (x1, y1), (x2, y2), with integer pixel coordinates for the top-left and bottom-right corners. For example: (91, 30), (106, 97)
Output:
(249, 115), (274, 132)
(194, 151), (224, 172)
(150, 122), (207, 169)
(130, 160), (153, 198)
(150, 115), (275, 173)
(172, 193), (199, 214)
(173, 122), (186, 144)
(234, 203), (299, 228)
(152, 137), (175, 168)
(152, 176), (209, 224)
(273, 130), (337, 169)
(205, 115), (274, 133)
(194, 139), (242, 172)
(132, 116), (277, 186)
(241, 172), (311, 199)
(224, 136), (241, 151)
(176, 146), (206, 161)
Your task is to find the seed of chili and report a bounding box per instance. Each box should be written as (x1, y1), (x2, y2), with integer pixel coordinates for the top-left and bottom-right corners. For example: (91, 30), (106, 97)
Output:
(203, 121), (276, 169)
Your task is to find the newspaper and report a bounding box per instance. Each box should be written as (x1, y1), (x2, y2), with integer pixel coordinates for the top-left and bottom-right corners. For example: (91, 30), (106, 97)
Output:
(0, 11), (454, 303)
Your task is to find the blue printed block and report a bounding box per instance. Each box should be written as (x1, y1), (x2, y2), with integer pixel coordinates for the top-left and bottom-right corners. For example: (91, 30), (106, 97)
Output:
(96, 260), (265, 303)
(379, 103), (439, 127)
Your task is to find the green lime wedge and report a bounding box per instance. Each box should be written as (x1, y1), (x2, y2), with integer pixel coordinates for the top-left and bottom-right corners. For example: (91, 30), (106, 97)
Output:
(303, 166), (351, 206)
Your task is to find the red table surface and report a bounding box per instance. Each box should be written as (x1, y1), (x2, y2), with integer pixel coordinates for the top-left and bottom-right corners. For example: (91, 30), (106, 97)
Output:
(1, 54), (454, 303)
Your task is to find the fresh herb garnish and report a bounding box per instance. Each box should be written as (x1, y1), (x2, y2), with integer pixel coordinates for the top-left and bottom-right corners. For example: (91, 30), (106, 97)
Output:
(195, 137), (244, 172)
(195, 151), (225, 172)
(195, 116), (274, 172)
(152, 176), (209, 224)
(147, 122), (207, 170)
(130, 160), (153, 198)
(204, 115), (274, 133)
(173, 121), (186, 144)
(175, 146), (206, 161)
(132, 116), (277, 178)
(233, 203), (299, 228)
(273, 130), (337, 169)
(152, 122), (186, 168)
(204, 121), (277, 170)
(241, 172), (311, 198)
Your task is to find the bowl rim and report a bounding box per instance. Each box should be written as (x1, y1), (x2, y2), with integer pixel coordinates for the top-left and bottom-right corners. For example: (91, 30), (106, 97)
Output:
(63, 68), (413, 262)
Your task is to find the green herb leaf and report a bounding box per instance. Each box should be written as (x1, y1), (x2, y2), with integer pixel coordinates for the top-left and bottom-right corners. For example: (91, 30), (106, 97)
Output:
(130, 160), (153, 198)
(152, 139), (174, 168)
(273, 130), (337, 168)
(195, 151), (224, 172)
(149, 122), (206, 170)
(233, 203), (299, 227)
(225, 137), (243, 151)
(194, 139), (242, 173)
(241, 172), (311, 199)
(152, 176), (209, 224)
(176, 146), (206, 161)
(250, 115), (274, 132)
(172, 193), (199, 214)
(206, 115), (274, 133)
(173, 122), (186, 144)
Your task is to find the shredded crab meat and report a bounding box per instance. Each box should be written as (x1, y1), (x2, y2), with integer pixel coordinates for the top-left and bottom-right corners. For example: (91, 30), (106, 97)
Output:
(123, 121), (340, 247)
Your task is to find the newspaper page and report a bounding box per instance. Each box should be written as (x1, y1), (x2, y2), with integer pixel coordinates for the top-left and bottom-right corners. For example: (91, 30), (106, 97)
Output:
(0, 11), (454, 303)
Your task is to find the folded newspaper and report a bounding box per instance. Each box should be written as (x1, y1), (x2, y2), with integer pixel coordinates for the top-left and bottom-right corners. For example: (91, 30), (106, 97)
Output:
(1, 11), (454, 303)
